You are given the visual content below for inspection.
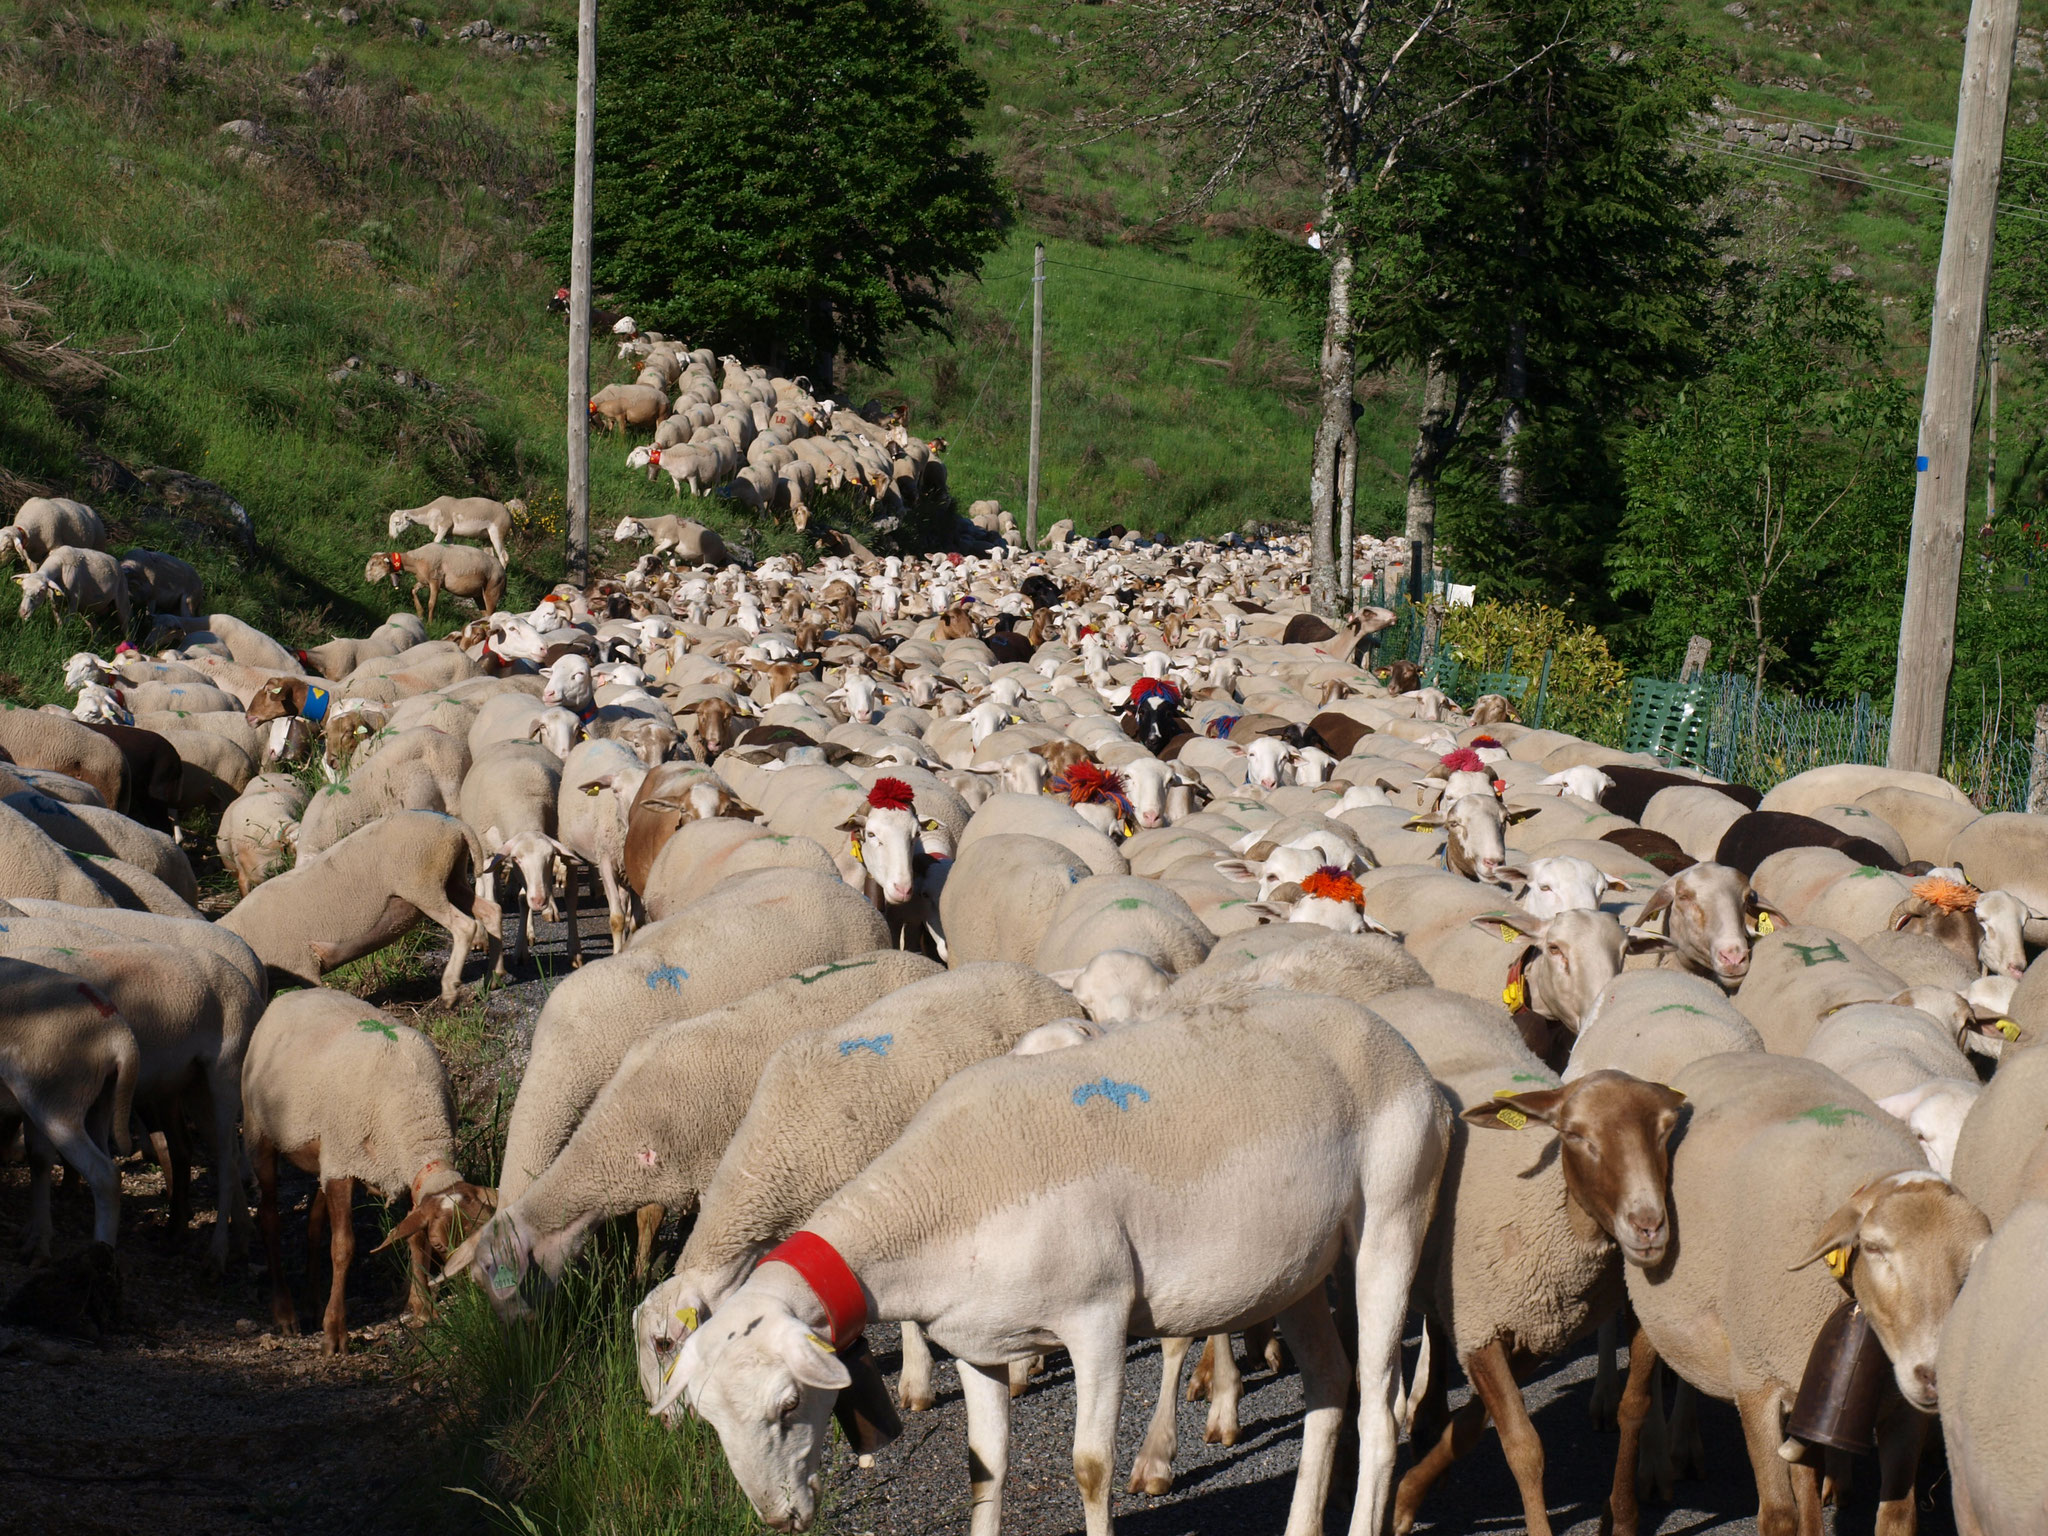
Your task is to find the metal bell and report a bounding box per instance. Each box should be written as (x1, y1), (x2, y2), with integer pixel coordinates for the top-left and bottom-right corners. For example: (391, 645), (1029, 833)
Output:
(1787, 1298), (1891, 1454)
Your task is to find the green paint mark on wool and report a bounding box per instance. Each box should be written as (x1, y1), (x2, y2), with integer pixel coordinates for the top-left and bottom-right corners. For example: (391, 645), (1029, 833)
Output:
(1651, 1003), (1710, 1016)
(1792, 1103), (1867, 1128)
(356, 1018), (398, 1040)
(1110, 897), (1148, 911)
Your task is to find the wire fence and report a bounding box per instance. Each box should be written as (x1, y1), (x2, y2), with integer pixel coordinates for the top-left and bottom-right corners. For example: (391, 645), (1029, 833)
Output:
(1623, 672), (2040, 812)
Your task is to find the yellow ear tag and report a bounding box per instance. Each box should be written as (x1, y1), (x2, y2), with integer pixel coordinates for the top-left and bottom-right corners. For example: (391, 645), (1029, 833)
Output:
(1499, 924), (1519, 944)
(849, 836), (865, 864)
(1824, 1247), (1850, 1280)
(674, 1306), (699, 1331)
(807, 1332), (836, 1352)
(1756, 912), (1775, 935)
(1502, 976), (1527, 1011)
(1998, 1018), (2022, 1042)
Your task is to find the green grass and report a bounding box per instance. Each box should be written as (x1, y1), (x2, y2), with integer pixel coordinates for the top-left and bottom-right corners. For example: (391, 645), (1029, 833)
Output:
(409, 1243), (758, 1536)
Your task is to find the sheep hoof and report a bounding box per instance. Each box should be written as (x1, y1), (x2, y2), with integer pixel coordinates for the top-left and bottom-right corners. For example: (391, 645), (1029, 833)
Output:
(897, 1389), (934, 1413)
(1128, 1463), (1172, 1497)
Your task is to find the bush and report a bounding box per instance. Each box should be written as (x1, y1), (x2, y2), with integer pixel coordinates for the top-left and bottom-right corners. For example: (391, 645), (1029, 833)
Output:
(1438, 598), (1630, 742)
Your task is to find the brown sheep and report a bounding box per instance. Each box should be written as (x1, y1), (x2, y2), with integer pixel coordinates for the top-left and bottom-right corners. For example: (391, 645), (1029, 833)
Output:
(365, 546), (506, 624)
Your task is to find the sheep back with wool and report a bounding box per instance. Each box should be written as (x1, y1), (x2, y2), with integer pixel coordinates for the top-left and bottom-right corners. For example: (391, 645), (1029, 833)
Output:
(1939, 1198), (2048, 1536)
(496, 867), (888, 1200)
(1162, 931), (1430, 1015)
(1564, 971), (1761, 1086)
(0, 799), (124, 909)
(1949, 1047), (2048, 1228)
(242, 989), (461, 1198)
(1948, 812), (2048, 920)
(0, 710), (127, 809)
(641, 819), (838, 921)
(8, 898), (265, 1000)
(678, 962), (1074, 1281)
(1623, 1052), (1924, 1405)
(937, 833), (1089, 966)
(1035, 874), (1213, 977)
(956, 792), (1129, 875)
(2, 791), (196, 902)
(505, 951), (943, 1248)
(1732, 926), (1906, 1053)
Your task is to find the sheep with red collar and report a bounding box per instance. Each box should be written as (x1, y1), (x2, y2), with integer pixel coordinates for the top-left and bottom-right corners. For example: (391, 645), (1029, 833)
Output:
(241, 988), (495, 1355)
(365, 544), (506, 623)
(652, 989), (1449, 1536)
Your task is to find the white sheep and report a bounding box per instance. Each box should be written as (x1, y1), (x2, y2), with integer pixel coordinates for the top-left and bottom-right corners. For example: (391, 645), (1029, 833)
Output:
(15, 544), (131, 632)
(215, 773), (309, 897)
(387, 494), (517, 567)
(1937, 1197), (2048, 1536)
(654, 990), (1450, 1536)
(2, 496), (106, 566)
(242, 989), (494, 1355)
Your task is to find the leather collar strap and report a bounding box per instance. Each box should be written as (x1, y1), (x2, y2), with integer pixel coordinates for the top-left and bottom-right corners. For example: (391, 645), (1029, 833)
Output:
(758, 1231), (868, 1350)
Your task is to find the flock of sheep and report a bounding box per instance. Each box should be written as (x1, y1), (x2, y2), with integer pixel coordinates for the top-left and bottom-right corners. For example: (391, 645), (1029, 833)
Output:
(4, 475), (2048, 1536)
(598, 335), (949, 530)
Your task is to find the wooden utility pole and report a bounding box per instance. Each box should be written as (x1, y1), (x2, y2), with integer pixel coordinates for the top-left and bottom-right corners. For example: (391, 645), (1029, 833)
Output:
(1889, 0), (2020, 773)
(564, 0), (598, 588)
(1026, 243), (1044, 551)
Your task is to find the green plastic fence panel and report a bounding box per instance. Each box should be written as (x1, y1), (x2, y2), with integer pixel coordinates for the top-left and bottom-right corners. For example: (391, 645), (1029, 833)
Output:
(1625, 677), (1714, 767)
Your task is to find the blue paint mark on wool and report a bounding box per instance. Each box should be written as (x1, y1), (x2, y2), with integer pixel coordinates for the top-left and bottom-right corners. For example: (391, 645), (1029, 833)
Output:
(645, 964), (690, 991)
(838, 1034), (893, 1058)
(1072, 1077), (1151, 1111)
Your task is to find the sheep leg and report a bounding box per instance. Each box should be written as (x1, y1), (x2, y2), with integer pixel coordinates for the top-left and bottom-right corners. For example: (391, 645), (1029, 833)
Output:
(425, 582), (439, 626)
(1203, 1330), (1243, 1445)
(20, 1125), (55, 1263)
(1065, 1316), (1129, 1536)
(405, 1228), (434, 1323)
(959, 1359), (1012, 1536)
(208, 1068), (248, 1270)
(252, 1139), (296, 1335)
(1602, 1324), (1658, 1536)
(1637, 1359), (1676, 1501)
(319, 1176), (356, 1356)
(632, 1203), (663, 1281)
(1736, 1387), (1804, 1536)
(161, 1106), (194, 1243)
(1128, 1334), (1193, 1495)
(1007, 1353), (1044, 1397)
(1409, 1314), (1453, 1450)
(1466, 1340), (1554, 1536)
(1276, 1290), (1349, 1536)
(1872, 1398), (1928, 1536)
(1589, 1312), (1623, 1430)
(1246, 1316), (1284, 1375)
(898, 1320), (936, 1411)
(598, 858), (631, 954)
(41, 1117), (121, 1249)
(1668, 1377), (1705, 1479)
(1347, 1185), (1430, 1536)
(563, 862), (584, 969)
(1394, 1388), (1491, 1536)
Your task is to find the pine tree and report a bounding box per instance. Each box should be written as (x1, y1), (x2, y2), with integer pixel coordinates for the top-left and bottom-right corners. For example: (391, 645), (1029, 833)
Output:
(533, 0), (1008, 387)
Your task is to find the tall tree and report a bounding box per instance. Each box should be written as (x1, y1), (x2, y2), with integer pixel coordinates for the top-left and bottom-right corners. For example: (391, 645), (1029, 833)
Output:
(534, 0), (1007, 388)
(1240, 0), (1726, 604)
(1608, 269), (1916, 695)
(1099, 0), (1507, 616)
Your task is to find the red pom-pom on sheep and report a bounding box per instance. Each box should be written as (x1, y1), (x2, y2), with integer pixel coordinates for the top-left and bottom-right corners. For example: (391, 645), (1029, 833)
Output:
(1129, 677), (1182, 707)
(1300, 866), (1364, 906)
(867, 778), (917, 813)
(1059, 761), (1127, 805)
(1470, 736), (1503, 749)
(1439, 748), (1485, 774)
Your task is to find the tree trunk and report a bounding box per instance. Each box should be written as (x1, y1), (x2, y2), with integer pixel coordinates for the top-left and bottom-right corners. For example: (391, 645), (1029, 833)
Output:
(1338, 403), (1358, 609)
(1405, 353), (1453, 577)
(1498, 318), (1528, 507)
(1309, 223), (1356, 619)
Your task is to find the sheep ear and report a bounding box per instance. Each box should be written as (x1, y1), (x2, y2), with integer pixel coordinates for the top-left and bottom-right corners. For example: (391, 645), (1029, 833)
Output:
(1043, 966), (1085, 991)
(1887, 898), (1929, 932)
(1463, 1086), (1565, 1132)
(1404, 814), (1445, 832)
(372, 1195), (447, 1254)
(1747, 901), (1788, 937)
(1360, 914), (1401, 939)
(1505, 807), (1543, 825)
(1789, 1194), (1869, 1273)
(1636, 881), (1677, 927)
(1268, 881), (1305, 904)
(1472, 912), (1541, 943)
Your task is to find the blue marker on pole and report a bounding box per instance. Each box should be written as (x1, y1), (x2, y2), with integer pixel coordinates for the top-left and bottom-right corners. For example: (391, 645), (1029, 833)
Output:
(1916, 455), (1930, 472)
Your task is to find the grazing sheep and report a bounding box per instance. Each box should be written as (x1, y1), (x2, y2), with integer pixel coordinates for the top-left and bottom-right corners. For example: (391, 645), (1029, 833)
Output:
(611, 514), (736, 567)
(556, 736), (651, 954)
(1604, 1053), (1988, 1536)
(219, 810), (502, 1006)
(653, 990), (1450, 1536)
(493, 868), (890, 1202)
(0, 798), (129, 909)
(2, 497), (106, 566)
(1938, 1198), (2048, 1536)
(216, 773), (310, 897)
(119, 548), (204, 617)
(635, 964), (1076, 1414)
(0, 956), (138, 1257)
(460, 745), (566, 964)
(365, 545), (506, 622)
(388, 495), (516, 567)
(242, 989), (495, 1354)
(463, 952), (940, 1314)
(14, 545), (131, 632)
(589, 382), (671, 435)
